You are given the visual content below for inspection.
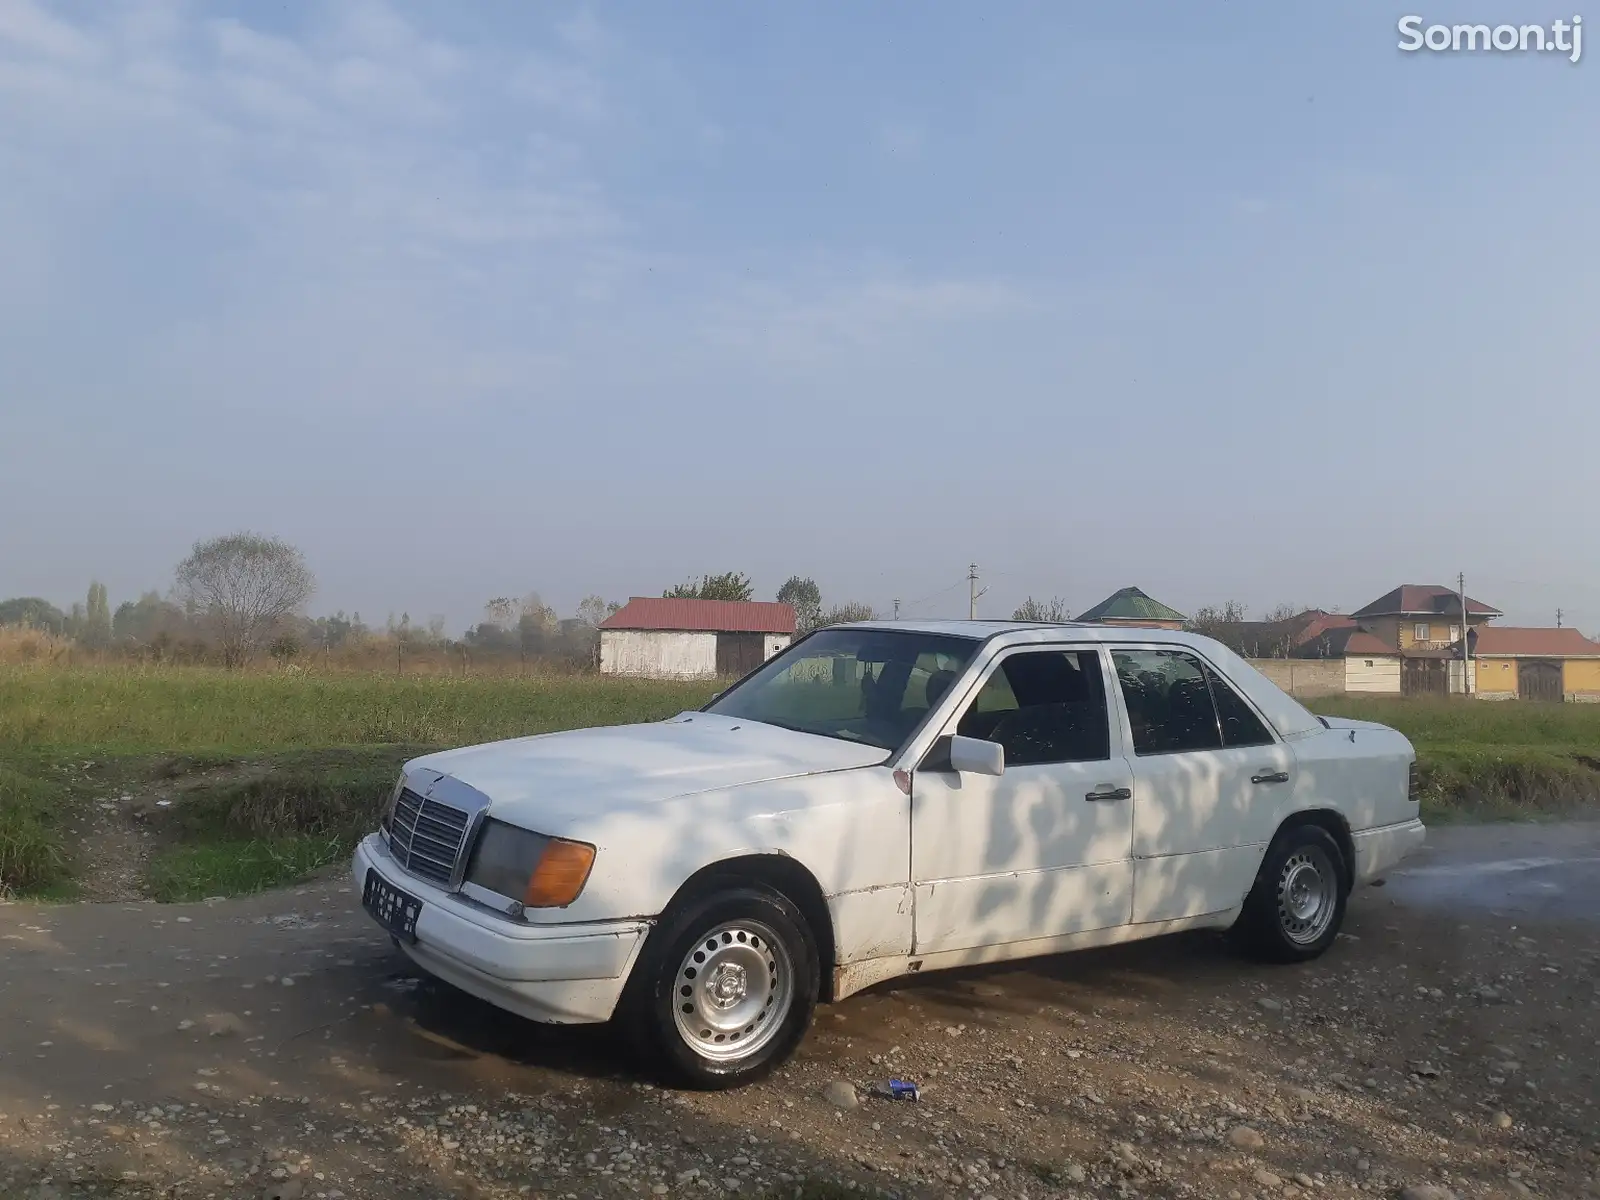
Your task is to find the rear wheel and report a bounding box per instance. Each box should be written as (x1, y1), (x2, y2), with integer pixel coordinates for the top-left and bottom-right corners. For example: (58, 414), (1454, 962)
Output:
(622, 883), (818, 1089)
(1235, 824), (1348, 962)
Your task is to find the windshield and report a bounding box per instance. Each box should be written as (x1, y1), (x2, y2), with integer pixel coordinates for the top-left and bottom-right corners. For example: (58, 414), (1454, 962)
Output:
(705, 627), (981, 751)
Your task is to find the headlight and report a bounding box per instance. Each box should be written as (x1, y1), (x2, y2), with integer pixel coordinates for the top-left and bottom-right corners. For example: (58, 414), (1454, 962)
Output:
(464, 819), (596, 909)
(380, 776), (405, 833)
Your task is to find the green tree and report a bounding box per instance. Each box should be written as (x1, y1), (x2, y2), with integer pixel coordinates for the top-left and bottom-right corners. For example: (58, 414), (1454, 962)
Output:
(269, 633), (301, 664)
(112, 591), (184, 643)
(776, 576), (823, 634)
(0, 597), (66, 631)
(1012, 595), (1071, 622)
(664, 572), (755, 602)
(174, 532), (316, 668)
(83, 581), (113, 648)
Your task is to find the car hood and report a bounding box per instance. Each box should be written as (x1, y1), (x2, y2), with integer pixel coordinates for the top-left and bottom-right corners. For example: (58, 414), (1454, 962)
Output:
(405, 711), (889, 834)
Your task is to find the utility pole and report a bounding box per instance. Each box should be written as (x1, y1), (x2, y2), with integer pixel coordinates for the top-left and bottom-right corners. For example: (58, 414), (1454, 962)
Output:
(966, 563), (988, 619)
(1557, 608), (1564, 628)
(1458, 571), (1471, 697)
(892, 598), (900, 620)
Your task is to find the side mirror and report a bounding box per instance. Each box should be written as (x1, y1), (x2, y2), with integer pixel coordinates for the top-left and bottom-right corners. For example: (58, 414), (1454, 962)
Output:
(948, 734), (1004, 777)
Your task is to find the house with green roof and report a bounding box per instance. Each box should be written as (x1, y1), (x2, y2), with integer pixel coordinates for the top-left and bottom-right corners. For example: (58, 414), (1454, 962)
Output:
(1076, 586), (1187, 630)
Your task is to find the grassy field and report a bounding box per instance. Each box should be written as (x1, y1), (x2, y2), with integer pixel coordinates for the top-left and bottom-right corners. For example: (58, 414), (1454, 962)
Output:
(1307, 695), (1600, 819)
(0, 667), (712, 901)
(0, 668), (712, 753)
(1, 666), (1596, 900)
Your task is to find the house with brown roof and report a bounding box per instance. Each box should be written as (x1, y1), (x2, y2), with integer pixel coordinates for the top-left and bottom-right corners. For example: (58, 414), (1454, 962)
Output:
(1334, 584), (1600, 700)
(1337, 584), (1500, 697)
(599, 598), (794, 679)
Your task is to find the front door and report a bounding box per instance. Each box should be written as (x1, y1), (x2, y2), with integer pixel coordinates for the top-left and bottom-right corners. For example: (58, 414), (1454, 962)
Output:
(910, 647), (1135, 956)
(1109, 648), (1296, 925)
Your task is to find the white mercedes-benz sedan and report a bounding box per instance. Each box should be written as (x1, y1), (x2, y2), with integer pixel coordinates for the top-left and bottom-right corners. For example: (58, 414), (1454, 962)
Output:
(354, 621), (1425, 1088)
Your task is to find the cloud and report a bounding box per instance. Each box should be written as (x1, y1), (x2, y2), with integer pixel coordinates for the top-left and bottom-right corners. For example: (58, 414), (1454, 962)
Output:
(0, 0), (100, 63)
(699, 275), (1029, 362)
(0, 0), (1029, 429)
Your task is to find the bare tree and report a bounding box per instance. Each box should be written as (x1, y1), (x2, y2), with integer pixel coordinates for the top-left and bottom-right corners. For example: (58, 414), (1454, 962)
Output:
(483, 597), (517, 630)
(174, 533), (315, 668)
(820, 601), (876, 626)
(1012, 595), (1071, 622)
(1187, 600), (1247, 636)
(575, 595), (613, 628)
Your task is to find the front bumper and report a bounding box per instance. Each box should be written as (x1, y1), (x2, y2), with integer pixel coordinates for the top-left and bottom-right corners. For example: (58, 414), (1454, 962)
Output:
(352, 835), (650, 1025)
(1352, 818), (1427, 884)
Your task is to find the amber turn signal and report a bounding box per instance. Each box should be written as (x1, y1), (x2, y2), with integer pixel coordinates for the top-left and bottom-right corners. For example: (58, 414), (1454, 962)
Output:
(523, 838), (596, 908)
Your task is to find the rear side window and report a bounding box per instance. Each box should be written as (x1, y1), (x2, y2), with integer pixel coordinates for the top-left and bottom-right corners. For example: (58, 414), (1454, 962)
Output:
(1112, 649), (1222, 755)
(1204, 664), (1275, 747)
(957, 650), (1110, 765)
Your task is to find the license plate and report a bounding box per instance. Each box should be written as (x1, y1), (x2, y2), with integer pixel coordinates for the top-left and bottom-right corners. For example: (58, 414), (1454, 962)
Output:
(363, 869), (422, 943)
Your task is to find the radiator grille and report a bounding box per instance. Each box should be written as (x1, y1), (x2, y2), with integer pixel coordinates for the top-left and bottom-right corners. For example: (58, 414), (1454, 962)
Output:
(386, 787), (471, 886)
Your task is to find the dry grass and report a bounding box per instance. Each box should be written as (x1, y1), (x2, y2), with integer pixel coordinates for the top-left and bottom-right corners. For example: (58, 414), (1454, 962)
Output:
(0, 626), (72, 666)
(0, 665), (716, 754)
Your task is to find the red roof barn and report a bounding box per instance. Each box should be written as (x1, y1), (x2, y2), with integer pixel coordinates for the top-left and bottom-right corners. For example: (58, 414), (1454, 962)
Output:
(599, 598), (795, 679)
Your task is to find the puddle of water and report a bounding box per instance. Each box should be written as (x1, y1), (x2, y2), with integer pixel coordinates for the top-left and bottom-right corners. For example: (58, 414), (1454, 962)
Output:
(1388, 853), (1600, 919)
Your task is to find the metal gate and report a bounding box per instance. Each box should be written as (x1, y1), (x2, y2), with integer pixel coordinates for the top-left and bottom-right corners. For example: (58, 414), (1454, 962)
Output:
(1401, 658), (1448, 697)
(715, 633), (767, 678)
(1518, 659), (1563, 702)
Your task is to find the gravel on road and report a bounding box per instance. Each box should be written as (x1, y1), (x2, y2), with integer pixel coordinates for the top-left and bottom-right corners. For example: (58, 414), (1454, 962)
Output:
(2, 824), (1598, 1200)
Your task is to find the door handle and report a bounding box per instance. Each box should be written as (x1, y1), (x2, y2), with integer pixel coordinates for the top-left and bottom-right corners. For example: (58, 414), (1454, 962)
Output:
(1251, 771), (1290, 785)
(1085, 786), (1132, 802)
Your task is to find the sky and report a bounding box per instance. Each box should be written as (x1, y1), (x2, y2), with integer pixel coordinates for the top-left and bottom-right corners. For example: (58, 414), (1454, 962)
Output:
(1, 0), (1596, 634)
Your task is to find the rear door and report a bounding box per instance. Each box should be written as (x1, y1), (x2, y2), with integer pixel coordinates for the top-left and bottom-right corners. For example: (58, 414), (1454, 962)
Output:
(910, 646), (1135, 956)
(1109, 647), (1295, 925)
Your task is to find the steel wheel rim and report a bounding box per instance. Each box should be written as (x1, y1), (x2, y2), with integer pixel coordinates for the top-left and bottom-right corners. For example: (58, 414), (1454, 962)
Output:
(671, 919), (794, 1063)
(1277, 845), (1338, 945)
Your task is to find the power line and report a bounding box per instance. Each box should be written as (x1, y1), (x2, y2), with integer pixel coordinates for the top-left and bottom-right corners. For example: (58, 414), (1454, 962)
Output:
(897, 576), (969, 615)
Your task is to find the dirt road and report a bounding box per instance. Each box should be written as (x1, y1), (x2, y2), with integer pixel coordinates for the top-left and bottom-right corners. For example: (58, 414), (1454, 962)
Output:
(2, 824), (1597, 1200)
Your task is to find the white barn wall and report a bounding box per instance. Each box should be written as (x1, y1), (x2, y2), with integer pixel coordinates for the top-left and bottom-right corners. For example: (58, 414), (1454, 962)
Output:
(600, 630), (718, 679)
(1345, 656), (1401, 693)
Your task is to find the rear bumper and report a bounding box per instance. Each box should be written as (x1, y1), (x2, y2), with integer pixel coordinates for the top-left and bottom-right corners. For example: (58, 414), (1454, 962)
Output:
(353, 835), (650, 1024)
(1352, 818), (1426, 884)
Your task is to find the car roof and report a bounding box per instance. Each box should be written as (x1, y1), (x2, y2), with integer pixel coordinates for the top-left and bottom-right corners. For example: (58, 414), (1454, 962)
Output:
(840, 619), (1198, 645)
(829, 620), (1325, 741)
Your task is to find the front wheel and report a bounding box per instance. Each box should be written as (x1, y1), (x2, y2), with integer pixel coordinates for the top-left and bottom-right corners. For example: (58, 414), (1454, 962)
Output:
(1234, 824), (1349, 962)
(622, 883), (819, 1089)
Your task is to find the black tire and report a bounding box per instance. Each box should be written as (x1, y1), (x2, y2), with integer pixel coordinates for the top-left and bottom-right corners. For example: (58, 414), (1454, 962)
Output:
(621, 882), (819, 1090)
(1234, 824), (1349, 963)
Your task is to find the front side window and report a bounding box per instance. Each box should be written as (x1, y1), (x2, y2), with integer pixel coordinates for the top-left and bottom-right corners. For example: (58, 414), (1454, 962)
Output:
(706, 628), (978, 751)
(1414, 623), (1430, 642)
(956, 650), (1110, 765)
(1112, 649), (1222, 755)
